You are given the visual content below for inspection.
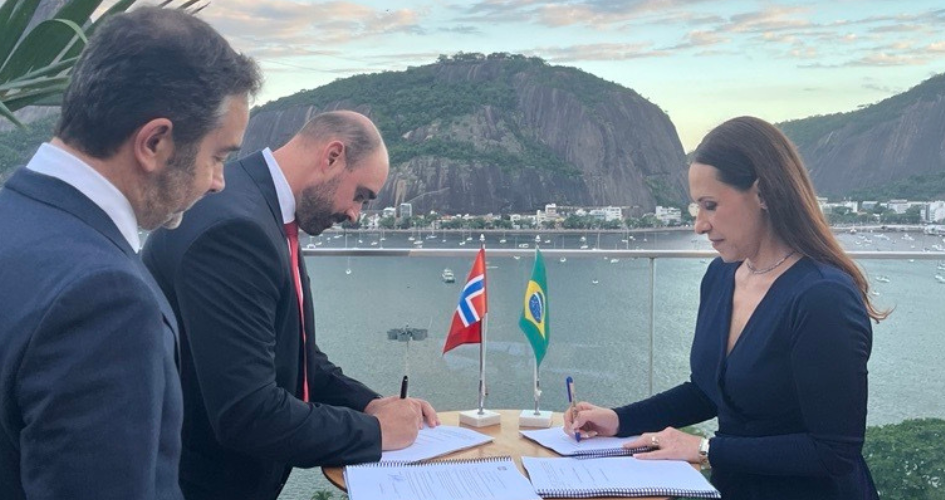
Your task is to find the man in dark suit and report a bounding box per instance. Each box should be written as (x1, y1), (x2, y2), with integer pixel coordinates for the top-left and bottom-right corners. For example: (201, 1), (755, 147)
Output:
(0, 9), (261, 500)
(143, 111), (438, 500)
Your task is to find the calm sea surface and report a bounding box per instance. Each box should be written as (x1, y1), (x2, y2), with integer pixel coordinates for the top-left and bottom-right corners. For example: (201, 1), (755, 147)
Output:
(274, 229), (945, 499)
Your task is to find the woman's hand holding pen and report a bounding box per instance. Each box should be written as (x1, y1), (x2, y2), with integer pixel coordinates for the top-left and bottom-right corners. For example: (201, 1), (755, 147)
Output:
(564, 402), (620, 439)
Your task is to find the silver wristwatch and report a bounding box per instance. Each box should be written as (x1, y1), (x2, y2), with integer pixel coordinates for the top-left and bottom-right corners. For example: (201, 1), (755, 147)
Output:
(698, 437), (711, 470)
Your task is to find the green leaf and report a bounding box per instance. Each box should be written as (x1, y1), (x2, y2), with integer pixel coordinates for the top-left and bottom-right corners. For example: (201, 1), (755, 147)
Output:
(0, 17), (86, 83)
(0, 98), (24, 127)
(0, 0), (42, 71)
(2, 81), (69, 112)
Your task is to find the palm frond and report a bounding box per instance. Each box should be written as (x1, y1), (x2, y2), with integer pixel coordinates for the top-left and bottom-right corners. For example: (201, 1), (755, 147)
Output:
(0, 0), (209, 127)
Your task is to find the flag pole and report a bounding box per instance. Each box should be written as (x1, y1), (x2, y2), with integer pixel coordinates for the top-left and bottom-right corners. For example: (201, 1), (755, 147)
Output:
(478, 234), (487, 415)
(519, 234), (551, 427)
(532, 234), (542, 415)
(454, 238), (500, 428)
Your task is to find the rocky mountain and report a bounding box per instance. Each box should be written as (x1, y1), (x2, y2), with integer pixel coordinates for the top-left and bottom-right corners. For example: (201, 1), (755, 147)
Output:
(779, 74), (945, 198)
(244, 53), (689, 215)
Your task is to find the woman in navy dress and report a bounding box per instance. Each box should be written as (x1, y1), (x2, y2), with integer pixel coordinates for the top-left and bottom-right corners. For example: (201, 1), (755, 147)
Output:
(566, 116), (886, 500)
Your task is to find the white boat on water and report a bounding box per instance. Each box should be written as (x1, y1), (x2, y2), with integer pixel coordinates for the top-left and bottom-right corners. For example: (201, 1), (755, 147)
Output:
(441, 268), (455, 283)
(875, 275), (891, 283)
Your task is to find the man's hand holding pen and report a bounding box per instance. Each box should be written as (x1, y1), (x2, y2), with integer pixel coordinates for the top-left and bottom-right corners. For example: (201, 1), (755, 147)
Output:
(364, 379), (440, 451)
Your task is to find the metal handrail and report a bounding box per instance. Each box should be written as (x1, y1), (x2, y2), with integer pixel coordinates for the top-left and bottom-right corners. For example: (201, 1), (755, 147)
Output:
(302, 248), (945, 260)
(301, 248), (945, 394)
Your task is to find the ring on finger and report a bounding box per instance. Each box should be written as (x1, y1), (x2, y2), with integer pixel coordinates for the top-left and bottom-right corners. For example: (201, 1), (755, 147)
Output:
(650, 435), (660, 448)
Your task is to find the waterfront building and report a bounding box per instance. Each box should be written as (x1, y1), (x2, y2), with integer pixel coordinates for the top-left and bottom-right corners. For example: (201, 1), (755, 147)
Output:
(655, 205), (682, 225)
(929, 201), (945, 223)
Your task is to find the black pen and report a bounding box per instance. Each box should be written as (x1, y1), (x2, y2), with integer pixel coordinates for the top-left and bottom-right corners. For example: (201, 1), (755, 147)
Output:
(400, 375), (409, 399)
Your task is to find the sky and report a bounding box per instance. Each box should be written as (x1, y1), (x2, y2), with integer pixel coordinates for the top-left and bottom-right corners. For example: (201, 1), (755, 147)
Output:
(138, 0), (945, 151)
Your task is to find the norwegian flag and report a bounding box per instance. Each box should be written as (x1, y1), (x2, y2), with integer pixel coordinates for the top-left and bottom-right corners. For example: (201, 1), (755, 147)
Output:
(443, 248), (487, 354)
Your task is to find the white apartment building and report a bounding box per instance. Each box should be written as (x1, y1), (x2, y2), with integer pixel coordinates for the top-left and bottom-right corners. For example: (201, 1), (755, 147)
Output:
(655, 205), (682, 225)
(927, 201), (945, 223)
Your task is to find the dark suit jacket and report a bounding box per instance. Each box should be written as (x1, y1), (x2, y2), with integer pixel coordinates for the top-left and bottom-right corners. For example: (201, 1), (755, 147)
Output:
(0, 167), (183, 499)
(142, 151), (381, 500)
(615, 257), (878, 500)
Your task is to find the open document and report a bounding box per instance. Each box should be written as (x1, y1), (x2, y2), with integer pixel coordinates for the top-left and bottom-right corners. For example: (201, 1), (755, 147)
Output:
(345, 456), (540, 500)
(380, 425), (493, 463)
(522, 456), (720, 498)
(520, 427), (650, 457)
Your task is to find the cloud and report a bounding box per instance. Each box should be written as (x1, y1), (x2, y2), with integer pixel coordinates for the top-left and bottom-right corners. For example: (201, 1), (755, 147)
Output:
(721, 5), (812, 34)
(529, 42), (668, 62)
(848, 52), (928, 67)
(861, 81), (901, 94)
(457, 0), (723, 28)
(198, 0), (427, 50)
(927, 41), (945, 53)
(667, 30), (727, 50)
(439, 24), (482, 35)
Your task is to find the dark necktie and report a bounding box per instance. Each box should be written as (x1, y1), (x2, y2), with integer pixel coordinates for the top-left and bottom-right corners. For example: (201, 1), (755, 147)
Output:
(284, 221), (309, 402)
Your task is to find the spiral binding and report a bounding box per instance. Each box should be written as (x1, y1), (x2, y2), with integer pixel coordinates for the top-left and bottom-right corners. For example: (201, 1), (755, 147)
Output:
(570, 444), (654, 459)
(350, 455), (515, 468)
(534, 486), (720, 498)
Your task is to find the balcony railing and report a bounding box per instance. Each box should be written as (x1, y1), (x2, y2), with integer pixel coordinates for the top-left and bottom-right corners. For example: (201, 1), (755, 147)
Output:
(301, 247), (945, 427)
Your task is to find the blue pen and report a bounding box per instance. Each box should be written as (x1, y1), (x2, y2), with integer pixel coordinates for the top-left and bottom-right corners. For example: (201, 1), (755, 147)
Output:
(566, 376), (580, 442)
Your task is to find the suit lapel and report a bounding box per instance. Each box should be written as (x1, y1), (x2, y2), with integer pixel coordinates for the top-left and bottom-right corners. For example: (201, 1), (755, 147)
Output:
(7, 168), (135, 257)
(237, 152), (316, 385)
(238, 151), (284, 231)
(6, 168), (181, 363)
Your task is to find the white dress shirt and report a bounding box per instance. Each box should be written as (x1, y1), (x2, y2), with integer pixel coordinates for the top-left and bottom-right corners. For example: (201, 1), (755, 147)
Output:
(261, 147), (296, 225)
(27, 143), (141, 251)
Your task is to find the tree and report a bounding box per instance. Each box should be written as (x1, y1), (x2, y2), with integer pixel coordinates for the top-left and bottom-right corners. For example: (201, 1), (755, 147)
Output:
(864, 418), (945, 500)
(1, 0), (206, 127)
(442, 218), (464, 229)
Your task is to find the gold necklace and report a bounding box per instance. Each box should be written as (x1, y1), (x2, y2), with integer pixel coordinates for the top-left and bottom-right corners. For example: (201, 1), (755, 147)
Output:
(746, 251), (796, 275)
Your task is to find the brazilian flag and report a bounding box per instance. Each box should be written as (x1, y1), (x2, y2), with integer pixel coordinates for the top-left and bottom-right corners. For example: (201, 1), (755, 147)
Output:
(519, 248), (549, 366)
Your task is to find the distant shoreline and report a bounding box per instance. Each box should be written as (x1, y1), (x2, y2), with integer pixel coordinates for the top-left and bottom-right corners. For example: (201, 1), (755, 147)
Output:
(325, 223), (940, 236)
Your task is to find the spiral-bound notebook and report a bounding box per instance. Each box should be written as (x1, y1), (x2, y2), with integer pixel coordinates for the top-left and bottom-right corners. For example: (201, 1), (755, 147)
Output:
(520, 427), (652, 458)
(522, 456), (721, 499)
(345, 456), (541, 500)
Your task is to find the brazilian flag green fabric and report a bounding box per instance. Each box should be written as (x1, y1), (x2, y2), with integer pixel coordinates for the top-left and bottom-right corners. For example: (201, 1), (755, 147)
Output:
(519, 249), (549, 366)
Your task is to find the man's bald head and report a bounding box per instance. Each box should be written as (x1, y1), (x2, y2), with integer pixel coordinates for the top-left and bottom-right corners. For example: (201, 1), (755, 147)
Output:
(296, 111), (385, 170)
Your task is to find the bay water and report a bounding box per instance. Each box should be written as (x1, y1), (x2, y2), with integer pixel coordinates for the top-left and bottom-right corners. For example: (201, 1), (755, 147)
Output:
(276, 229), (945, 499)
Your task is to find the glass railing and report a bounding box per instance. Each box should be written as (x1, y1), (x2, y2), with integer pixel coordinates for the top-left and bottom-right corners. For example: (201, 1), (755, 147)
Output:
(299, 247), (945, 425)
(278, 242), (945, 499)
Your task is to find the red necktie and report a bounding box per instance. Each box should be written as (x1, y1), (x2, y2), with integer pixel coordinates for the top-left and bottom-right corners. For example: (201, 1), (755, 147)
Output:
(284, 221), (309, 402)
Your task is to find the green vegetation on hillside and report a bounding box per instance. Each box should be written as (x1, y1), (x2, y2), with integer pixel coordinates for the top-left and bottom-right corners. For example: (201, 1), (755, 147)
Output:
(254, 53), (643, 177)
(780, 73), (945, 149)
(847, 170), (945, 201)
